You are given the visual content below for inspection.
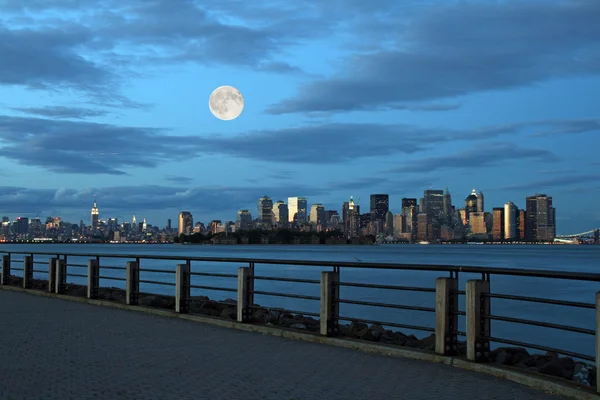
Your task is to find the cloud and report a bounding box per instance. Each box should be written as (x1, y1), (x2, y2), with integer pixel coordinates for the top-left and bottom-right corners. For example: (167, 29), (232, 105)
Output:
(537, 169), (577, 175)
(499, 174), (600, 191)
(164, 175), (193, 184)
(388, 143), (561, 173)
(266, 0), (600, 114)
(9, 106), (110, 119)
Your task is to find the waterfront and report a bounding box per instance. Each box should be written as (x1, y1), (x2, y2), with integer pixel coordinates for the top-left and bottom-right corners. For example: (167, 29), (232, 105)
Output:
(2, 243), (599, 359)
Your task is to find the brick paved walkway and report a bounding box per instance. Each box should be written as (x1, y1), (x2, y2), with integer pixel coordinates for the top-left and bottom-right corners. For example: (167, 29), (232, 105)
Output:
(0, 290), (564, 400)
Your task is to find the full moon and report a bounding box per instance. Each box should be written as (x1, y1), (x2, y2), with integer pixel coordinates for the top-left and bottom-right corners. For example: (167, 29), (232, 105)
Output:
(208, 85), (244, 121)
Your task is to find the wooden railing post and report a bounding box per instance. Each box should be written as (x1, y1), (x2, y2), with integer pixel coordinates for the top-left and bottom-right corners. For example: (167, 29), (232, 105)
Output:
(320, 271), (340, 336)
(48, 257), (57, 293)
(175, 264), (190, 313)
(23, 255), (33, 289)
(595, 291), (600, 393)
(1, 254), (10, 285)
(435, 277), (458, 355)
(87, 259), (99, 299)
(55, 259), (66, 294)
(466, 279), (490, 362)
(126, 261), (139, 305)
(237, 267), (252, 322)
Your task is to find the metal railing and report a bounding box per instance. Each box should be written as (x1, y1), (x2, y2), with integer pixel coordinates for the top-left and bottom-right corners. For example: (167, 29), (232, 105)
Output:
(1, 250), (598, 390)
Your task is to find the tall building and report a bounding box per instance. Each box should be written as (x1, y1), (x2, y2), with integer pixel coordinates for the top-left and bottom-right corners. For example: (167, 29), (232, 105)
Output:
(288, 197), (308, 224)
(258, 196), (274, 226)
(236, 210), (253, 230)
(370, 194), (389, 224)
(469, 212), (487, 235)
(465, 189), (478, 221)
(492, 208), (504, 241)
(167, 219), (172, 232)
(16, 217), (29, 235)
(417, 213), (428, 241)
(178, 211), (193, 235)
(423, 190), (444, 220)
(525, 196), (538, 241)
(342, 201), (350, 234)
(91, 196), (99, 229)
(393, 214), (404, 237)
(309, 204), (325, 225)
(384, 211), (394, 235)
(443, 188), (453, 217)
(476, 191), (484, 213)
(504, 202), (518, 240)
(525, 194), (555, 242)
(272, 201), (289, 226)
(518, 209), (526, 240)
(348, 202), (360, 238)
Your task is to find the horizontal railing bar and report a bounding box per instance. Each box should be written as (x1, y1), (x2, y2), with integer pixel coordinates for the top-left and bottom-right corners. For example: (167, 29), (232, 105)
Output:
(336, 299), (436, 313)
(100, 265), (127, 271)
(2, 251), (600, 281)
(98, 276), (127, 282)
(337, 316), (435, 333)
(67, 264), (88, 268)
(453, 310), (466, 316)
(253, 276), (320, 284)
(189, 272), (237, 278)
(11, 267), (24, 271)
(450, 290), (466, 295)
(484, 336), (594, 362)
(457, 331), (466, 337)
(32, 270), (48, 273)
(138, 279), (176, 287)
(484, 314), (595, 335)
(66, 273), (87, 278)
(138, 268), (176, 274)
(248, 305), (321, 317)
(188, 284), (237, 292)
(32, 261), (48, 265)
(484, 293), (595, 309)
(9, 260), (25, 263)
(253, 290), (320, 301)
(337, 282), (436, 292)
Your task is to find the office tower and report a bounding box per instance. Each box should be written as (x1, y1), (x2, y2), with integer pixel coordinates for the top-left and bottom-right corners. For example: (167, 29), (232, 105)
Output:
(492, 208), (504, 241)
(288, 197), (308, 224)
(464, 189), (478, 221)
(419, 198), (425, 213)
(393, 214), (404, 237)
(423, 190), (444, 220)
(309, 204), (325, 225)
(504, 202), (518, 240)
(370, 194), (389, 224)
(476, 191), (484, 213)
(16, 217), (29, 235)
(342, 201), (350, 233)
(417, 213), (428, 241)
(535, 194), (556, 242)
(525, 196), (538, 241)
(518, 209), (526, 240)
(91, 195), (99, 229)
(167, 219), (171, 232)
(384, 211), (394, 235)
(443, 188), (452, 217)
(257, 196), (274, 226)
(273, 201), (289, 226)
(348, 204), (360, 238)
(178, 211), (193, 235)
(236, 210), (253, 230)
(469, 212), (487, 235)
(402, 198), (417, 209)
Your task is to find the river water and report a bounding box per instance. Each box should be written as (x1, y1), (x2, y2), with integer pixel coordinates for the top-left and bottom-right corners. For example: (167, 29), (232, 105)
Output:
(2, 243), (599, 359)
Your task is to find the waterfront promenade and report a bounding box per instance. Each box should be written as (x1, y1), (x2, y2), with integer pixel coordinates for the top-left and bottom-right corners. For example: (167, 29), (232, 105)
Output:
(0, 290), (563, 400)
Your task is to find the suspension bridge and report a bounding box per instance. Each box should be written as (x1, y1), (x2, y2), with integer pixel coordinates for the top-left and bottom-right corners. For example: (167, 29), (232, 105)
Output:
(555, 228), (599, 238)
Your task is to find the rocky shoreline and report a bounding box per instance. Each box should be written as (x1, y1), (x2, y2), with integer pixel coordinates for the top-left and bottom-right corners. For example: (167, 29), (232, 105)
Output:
(8, 277), (597, 388)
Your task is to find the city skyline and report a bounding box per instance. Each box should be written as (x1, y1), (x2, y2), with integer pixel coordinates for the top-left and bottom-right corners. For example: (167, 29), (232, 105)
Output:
(1, 1), (599, 233)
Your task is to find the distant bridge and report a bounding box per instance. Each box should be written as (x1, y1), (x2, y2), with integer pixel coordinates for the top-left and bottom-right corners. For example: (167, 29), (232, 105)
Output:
(555, 228), (599, 238)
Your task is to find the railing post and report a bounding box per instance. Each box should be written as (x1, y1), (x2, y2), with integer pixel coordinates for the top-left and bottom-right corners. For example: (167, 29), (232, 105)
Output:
(126, 261), (139, 305)
(175, 264), (190, 313)
(1, 254), (10, 285)
(435, 277), (458, 355)
(23, 255), (33, 289)
(237, 267), (252, 322)
(466, 279), (490, 362)
(55, 259), (66, 294)
(48, 257), (57, 293)
(87, 259), (99, 299)
(596, 292), (600, 393)
(320, 271), (340, 336)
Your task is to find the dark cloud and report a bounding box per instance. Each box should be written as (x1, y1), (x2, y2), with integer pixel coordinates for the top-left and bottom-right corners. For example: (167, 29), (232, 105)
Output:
(388, 143), (561, 173)
(537, 169), (577, 175)
(164, 175), (193, 184)
(9, 106), (109, 119)
(499, 174), (600, 191)
(266, 1), (600, 114)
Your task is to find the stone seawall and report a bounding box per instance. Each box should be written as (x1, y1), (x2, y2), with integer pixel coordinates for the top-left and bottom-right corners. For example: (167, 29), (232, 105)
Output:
(8, 276), (597, 389)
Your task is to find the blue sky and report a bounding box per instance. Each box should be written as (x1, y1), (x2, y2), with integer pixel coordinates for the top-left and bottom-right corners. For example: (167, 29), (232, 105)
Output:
(0, 0), (599, 234)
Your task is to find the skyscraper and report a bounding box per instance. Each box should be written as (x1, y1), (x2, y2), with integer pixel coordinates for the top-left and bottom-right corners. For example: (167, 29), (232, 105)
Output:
(273, 201), (289, 226)
(236, 210), (253, 230)
(288, 197), (308, 224)
(476, 191), (484, 213)
(258, 196), (274, 226)
(309, 203), (325, 225)
(492, 208), (504, 241)
(443, 188), (452, 217)
(91, 196), (99, 229)
(465, 189), (478, 221)
(423, 190), (444, 219)
(535, 194), (556, 242)
(178, 211), (193, 235)
(370, 194), (389, 224)
(504, 202), (518, 240)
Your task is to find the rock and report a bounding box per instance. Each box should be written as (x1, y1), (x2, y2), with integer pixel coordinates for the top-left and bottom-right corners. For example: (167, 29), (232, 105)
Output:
(572, 362), (593, 386)
(290, 323), (307, 330)
(380, 330), (396, 344)
(219, 307), (236, 320)
(421, 334), (436, 351)
(370, 324), (385, 340)
(538, 357), (575, 380)
(222, 298), (237, 305)
(349, 321), (368, 338)
(490, 347), (530, 366)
